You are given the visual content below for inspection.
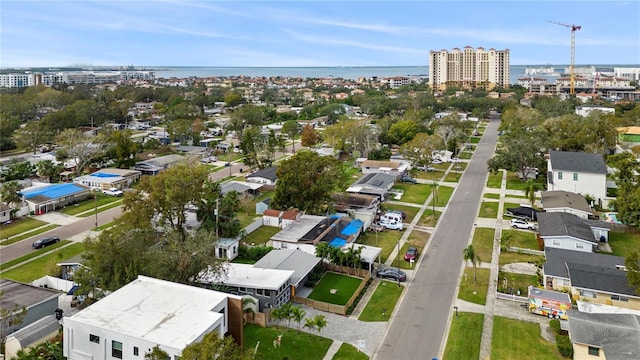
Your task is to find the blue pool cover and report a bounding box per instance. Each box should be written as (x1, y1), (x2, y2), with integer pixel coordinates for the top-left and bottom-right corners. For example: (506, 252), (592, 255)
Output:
(21, 183), (88, 199)
(341, 219), (363, 236)
(91, 172), (120, 178)
(329, 238), (347, 247)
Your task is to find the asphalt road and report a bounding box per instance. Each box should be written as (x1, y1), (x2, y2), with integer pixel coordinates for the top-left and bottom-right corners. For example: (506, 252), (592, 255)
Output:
(373, 113), (501, 360)
(0, 206), (124, 264)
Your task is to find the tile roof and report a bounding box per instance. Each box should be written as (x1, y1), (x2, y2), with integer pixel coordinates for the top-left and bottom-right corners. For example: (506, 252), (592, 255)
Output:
(549, 150), (607, 174)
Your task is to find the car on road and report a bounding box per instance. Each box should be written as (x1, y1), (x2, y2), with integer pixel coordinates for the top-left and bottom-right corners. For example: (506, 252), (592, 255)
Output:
(33, 236), (60, 249)
(103, 188), (124, 197)
(510, 219), (536, 230)
(376, 267), (407, 282)
(404, 246), (419, 261)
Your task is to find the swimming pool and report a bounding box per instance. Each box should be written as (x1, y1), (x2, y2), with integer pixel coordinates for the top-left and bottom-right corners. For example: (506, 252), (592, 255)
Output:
(605, 213), (621, 224)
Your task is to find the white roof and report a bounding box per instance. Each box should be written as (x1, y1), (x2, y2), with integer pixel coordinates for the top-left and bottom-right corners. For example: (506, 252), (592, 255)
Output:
(343, 243), (382, 264)
(65, 275), (238, 350)
(202, 263), (293, 290)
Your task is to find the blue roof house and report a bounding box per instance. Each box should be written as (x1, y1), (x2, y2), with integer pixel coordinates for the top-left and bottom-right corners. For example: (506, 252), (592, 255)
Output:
(21, 183), (91, 215)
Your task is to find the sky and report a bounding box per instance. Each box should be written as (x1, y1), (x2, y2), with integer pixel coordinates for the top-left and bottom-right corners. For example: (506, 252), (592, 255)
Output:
(1, 1), (639, 68)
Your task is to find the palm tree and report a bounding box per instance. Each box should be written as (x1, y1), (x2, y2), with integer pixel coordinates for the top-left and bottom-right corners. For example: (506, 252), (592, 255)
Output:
(291, 306), (306, 332)
(463, 245), (481, 284)
(303, 318), (316, 335)
(313, 314), (328, 336)
(242, 297), (256, 324)
(524, 179), (543, 207)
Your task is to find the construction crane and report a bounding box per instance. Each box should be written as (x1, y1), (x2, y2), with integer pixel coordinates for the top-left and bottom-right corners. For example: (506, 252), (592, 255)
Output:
(547, 20), (581, 95)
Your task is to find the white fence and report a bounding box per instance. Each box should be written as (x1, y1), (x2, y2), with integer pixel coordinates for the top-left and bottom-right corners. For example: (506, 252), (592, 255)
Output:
(496, 292), (528, 302)
(31, 275), (75, 293)
(244, 217), (263, 235)
(507, 246), (544, 256)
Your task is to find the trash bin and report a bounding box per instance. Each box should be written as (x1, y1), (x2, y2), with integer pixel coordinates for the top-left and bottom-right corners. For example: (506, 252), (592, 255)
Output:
(240, 168), (243, 173)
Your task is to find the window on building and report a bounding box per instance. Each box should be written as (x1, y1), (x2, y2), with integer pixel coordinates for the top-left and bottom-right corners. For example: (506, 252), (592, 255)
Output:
(133, 347), (139, 356)
(257, 289), (264, 296)
(552, 240), (561, 246)
(573, 173), (578, 181)
(588, 346), (600, 356)
(90, 334), (100, 343)
(112, 341), (123, 359)
(558, 171), (563, 180)
(576, 243), (584, 249)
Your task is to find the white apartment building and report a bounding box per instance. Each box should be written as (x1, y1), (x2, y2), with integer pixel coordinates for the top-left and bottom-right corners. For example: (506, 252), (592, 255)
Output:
(0, 71), (155, 88)
(429, 46), (510, 91)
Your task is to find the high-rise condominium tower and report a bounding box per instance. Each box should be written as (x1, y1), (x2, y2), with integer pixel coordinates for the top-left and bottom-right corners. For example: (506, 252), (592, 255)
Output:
(429, 47), (510, 91)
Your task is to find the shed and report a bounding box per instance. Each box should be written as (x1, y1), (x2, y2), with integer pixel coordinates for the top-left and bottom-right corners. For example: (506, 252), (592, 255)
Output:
(4, 315), (60, 360)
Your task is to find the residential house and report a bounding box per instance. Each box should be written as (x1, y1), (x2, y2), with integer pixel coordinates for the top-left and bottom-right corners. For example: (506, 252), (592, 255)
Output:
(253, 249), (322, 297)
(331, 192), (380, 229)
(0, 279), (60, 335)
(547, 150), (608, 204)
(255, 198), (271, 215)
(246, 166), (278, 185)
(568, 311), (640, 360)
(359, 160), (410, 177)
(432, 150), (453, 163)
(63, 275), (244, 360)
(537, 212), (610, 253)
(346, 173), (397, 201)
(269, 215), (363, 254)
(568, 262), (640, 311)
(540, 190), (593, 219)
(220, 181), (263, 197)
(134, 154), (185, 175)
(575, 105), (616, 117)
(201, 263), (293, 312)
(73, 168), (142, 191)
(20, 183), (91, 214)
(543, 247), (625, 291)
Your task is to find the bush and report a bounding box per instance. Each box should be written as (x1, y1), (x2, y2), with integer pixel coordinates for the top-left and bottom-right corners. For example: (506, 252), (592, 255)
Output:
(556, 334), (573, 358)
(305, 265), (326, 287)
(549, 319), (561, 335)
(238, 244), (274, 261)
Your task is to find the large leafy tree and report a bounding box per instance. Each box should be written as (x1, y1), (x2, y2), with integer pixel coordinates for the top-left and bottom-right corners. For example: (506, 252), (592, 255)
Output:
(608, 152), (640, 228)
(56, 128), (107, 175)
(1, 161), (35, 181)
(626, 252), (640, 294)
(399, 133), (445, 169)
(13, 120), (52, 154)
(106, 129), (139, 168)
(182, 333), (252, 360)
(36, 159), (64, 183)
(281, 119), (301, 153)
(272, 150), (346, 214)
(487, 131), (547, 182)
(0, 115), (20, 151)
(300, 124), (319, 147)
(433, 113), (474, 154)
(0, 181), (23, 208)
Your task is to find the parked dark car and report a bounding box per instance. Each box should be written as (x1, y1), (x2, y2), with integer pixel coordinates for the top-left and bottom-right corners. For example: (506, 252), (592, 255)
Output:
(33, 236), (60, 249)
(376, 267), (407, 282)
(404, 246), (419, 261)
(401, 175), (417, 184)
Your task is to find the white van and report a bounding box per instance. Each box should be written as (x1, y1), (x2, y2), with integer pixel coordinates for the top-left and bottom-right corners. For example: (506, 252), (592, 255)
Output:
(381, 212), (403, 223)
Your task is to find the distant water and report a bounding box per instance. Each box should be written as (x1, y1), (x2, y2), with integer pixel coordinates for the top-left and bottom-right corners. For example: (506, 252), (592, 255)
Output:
(149, 64), (635, 85)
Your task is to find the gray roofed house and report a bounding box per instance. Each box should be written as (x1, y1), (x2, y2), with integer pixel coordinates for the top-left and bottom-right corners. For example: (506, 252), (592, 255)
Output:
(568, 311), (640, 360)
(540, 190), (593, 219)
(567, 262), (637, 299)
(547, 150), (607, 203)
(4, 315), (60, 360)
(543, 247), (625, 290)
(537, 212), (608, 253)
(0, 279), (60, 336)
(253, 249), (321, 288)
(346, 173), (397, 200)
(220, 181), (263, 196)
(246, 166), (278, 185)
(134, 154), (185, 175)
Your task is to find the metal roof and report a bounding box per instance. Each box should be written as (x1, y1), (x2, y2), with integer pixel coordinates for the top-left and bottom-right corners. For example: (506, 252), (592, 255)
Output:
(253, 249), (321, 287)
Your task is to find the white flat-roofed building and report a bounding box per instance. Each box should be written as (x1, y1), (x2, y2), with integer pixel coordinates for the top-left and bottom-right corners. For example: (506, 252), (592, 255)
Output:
(62, 275), (244, 360)
(200, 263), (293, 311)
(73, 168), (141, 190)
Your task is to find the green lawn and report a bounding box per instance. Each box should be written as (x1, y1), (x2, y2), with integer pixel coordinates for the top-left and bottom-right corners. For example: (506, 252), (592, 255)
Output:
(358, 230), (403, 263)
(499, 251), (544, 266)
(472, 227), (495, 264)
(459, 151), (473, 160)
(608, 231), (640, 256)
(484, 192), (500, 199)
(241, 226), (282, 246)
(479, 201), (499, 218)
(444, 312), (484, 360)
(244, 325), (332, 360)
(502, 230), (539, 250)
(498, 271), (539, 294)
(429, 185), (454, 207)
(458, 267), (490, 305)
(491, 317), (562, 359)
(308, 272), (363, 306)
(255, 190), (275, 202)
(486, 171), (503, 188)
(358, 280), (404, 321)
(506, 174), (545, 191)
(417, 209), (442, 227)
(413, 170), (445, 181)
(396, 230), (430, 270)
(470, 136), (481, 144)
(1, 243), (85, 282)
(504, 202), (525, 211)
(444, 171), (462, 183)
(59, 194), (123, 215)
(0, 217), (48, 239)
(0, 224), (59, 246)
(332, 343), (369, 360)
(384, 204), (419, 223)
(391, 183), (431, 204)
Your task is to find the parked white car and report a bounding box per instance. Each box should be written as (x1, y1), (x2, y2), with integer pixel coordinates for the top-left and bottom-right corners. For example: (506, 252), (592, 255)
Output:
(103, 188), (124, 197)
(379, 220), (403, 231)
(510, 219), (536, 230)
(451, 157), (462, 163)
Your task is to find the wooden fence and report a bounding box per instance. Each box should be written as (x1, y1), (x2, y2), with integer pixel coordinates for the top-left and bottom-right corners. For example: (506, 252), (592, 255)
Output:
(291, 265), (371, 316)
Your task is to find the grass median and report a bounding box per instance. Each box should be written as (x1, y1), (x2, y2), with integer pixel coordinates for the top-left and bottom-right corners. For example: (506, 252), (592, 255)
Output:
(244, 324), (332, 360)
(444, 312), (484, 360)
(491, 316), (562, 359)
(0, 218), (48, 238)
(332, 342), (369, 360)
(1, 242), (85, 282)
(458, 267), (490, 305)
(358, 280), (404, 322)
(0, 224), (60, 246)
